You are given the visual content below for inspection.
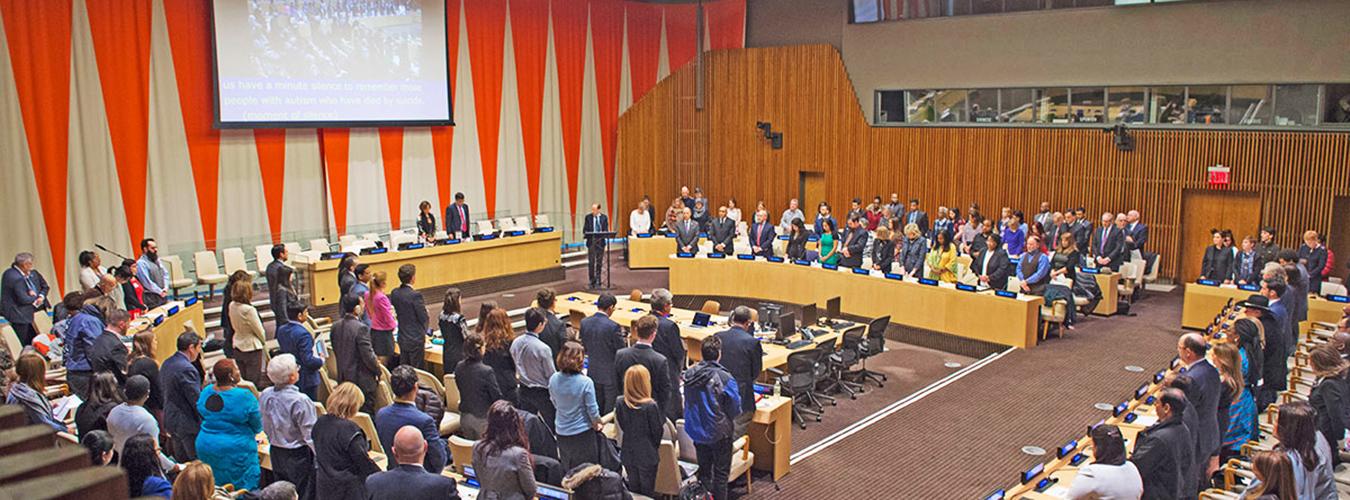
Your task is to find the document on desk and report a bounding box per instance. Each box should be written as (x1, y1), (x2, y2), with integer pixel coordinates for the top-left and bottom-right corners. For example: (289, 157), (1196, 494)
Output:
(1130, 414), (1158, 427)
(1041, 485), (1070, 499)
(53, 394), (83, 422)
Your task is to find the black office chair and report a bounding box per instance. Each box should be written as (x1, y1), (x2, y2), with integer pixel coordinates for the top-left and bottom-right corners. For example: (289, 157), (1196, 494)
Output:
(853, 315), (890, 388)
(826, 327), (867, 399)
(767, 348), (827, 429)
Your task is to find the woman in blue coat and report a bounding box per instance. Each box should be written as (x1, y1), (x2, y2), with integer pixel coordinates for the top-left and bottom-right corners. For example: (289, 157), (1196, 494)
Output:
(196, 359), (263, 490)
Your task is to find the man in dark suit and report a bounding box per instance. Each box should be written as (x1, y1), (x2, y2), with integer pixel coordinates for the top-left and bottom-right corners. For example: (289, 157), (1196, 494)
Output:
(365, 425), (460, 500)
(265, 244), (289, 328)
(276, 303), (324, 400)
(714, 306), (763, 438)
(838, 217), (869, 268)
(333, 292), (381, 413)
(1130, 388), (1195, 500)
(648, 289), (686, 421)
(1258, 278), (1291, 408)
(905, 199), (929, 236)
(88, 308), (131, 384)
(1176, 333), (1220, 493)
(615, 315), (671, 419)
(584, 203), (610, 288)
(708, 206), (736, 255)
(444, 192), (472, 239)
(973, 234), (1013, 290)
(1090, 212), (1126, 271)
(1125, 210), (1148, 253)
(375, 366), (448, 473)
(535, 288), (568, 357)
(161, 331), (203, 461)
(673, 208), (700, 254)
(390, 264), (429, 369)
(1298, 230), (1329, 295)
(1, 252), (48, 346)
(580, 294), (625, 415)
(747, 210), (776, 258)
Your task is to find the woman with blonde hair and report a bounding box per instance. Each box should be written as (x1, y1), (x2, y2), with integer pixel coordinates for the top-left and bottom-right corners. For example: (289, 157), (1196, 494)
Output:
(617, 364), (665, 495)
(313, 383), (380, 500)
(898, 223), (927, 277)
(171, 461), (218, 500)
(1211, 342), (1255, 460)
(482, 307), (519, 404)
(227, 280), (267, 386)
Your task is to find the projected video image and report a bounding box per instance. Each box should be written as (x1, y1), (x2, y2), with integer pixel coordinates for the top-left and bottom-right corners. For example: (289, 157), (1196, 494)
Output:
(247, 0), (423, 80)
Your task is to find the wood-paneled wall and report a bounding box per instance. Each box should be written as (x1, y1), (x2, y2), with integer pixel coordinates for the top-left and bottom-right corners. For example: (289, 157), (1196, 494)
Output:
(616, 45), (1350, 280)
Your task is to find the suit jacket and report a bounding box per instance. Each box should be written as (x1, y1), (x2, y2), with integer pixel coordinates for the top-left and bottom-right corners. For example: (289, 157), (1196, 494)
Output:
(0, 266), (45, 324)
(445, 202), (472, 237)
(905, 210), (930, 236)
(580, 313), (625, 387)
(840, 227), (869, 265)
(615, 344), (671, 417)
(1090, 226), (1126, 269)
(973, 248), (1013, 290)
(871, 239), (895, 270)
(899, 237), (928, 275)
(364, 464), (459, 500)
(1232, 250), (1263, 284)
(1310, 374), (1349, 453)
(747, 222), (776, 257)
(1181, 359), (1222, 459)
(1299, 244), (1329, 292)
(374, 403), (448, 474)
(1200, 246), (1233, 282)
(454, 359), (503, 418)
(265, 258), (287, 298)
(1068, 222), (1091, 255)
(584, 213), (610, 248)
(1043, 223), (1063, 248)
(160, 351), (202, 437)
(416, 212), (437, 237)
(673, 220), (700, 253)
(537, 311), (567, 358)
(649, 313), (685, 415)
(708, 217), (736, 253)
(1130, 416), (1195, 500)
(276, 320), (323, 393)
(332, 315), (381, 395)
(389, 284), (428, 350)
(88, 330), (129, 384)
(714, 326), (763, 414)
(1127, 222), (1149, 252)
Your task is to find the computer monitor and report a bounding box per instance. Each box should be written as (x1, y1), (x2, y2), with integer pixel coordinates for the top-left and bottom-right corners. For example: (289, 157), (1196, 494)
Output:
(776, 312), (796, 341)
(826, 296), (841, 319)
(801, 303), (817, 326)
(537, 485), (572, 500)
(692, 312), (711, 327)
(757, 302), (782, 329)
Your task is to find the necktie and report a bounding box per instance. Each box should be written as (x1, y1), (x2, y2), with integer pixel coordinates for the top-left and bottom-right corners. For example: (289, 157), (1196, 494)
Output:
(1100, 229), (1107, 253)
(756, 224), (763, 243)
(460, 205), (467, 231)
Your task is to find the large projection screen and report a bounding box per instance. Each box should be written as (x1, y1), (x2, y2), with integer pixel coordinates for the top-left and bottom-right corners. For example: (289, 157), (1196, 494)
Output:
(211, 0), (453, 128)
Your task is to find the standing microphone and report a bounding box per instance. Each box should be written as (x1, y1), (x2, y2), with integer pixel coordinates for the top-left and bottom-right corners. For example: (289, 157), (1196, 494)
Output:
(94, 244), (131, 262)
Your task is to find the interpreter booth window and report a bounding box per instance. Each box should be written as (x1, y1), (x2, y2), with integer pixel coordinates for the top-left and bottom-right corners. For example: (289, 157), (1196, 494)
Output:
(1002, 88), (1038, 123)
(1230, 85), (1273, 126)
(968, 89), (1000, 123)
(1108, 87), (1148, 123)
(1037, 88), (1071, 124)
(1272, 84), (1319, 127)
(876, 90), (907, 124)
(906, 90), (940, 123)
(931, 89), (970, 122)
(1325, 85), (1350, 125)
(1149, 86), (1186, 124)
(1186, 85), (1227, 125)
(1071, 88), (1106, 123)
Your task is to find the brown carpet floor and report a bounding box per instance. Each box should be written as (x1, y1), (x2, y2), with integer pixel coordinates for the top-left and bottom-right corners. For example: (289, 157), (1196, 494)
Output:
(744, 291), (1185, 499)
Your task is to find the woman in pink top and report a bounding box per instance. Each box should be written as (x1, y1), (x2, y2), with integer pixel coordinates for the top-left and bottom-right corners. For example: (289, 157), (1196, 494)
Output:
(367, 271), (398, 368)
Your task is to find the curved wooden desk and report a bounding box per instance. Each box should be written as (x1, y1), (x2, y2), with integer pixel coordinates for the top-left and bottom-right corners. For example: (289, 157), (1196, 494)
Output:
(668, 255), (1044, 349)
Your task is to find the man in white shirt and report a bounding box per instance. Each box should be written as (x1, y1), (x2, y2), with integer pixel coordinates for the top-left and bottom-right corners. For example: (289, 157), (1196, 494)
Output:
(779, 198), (804, 234)
(629, 198), (652, 235)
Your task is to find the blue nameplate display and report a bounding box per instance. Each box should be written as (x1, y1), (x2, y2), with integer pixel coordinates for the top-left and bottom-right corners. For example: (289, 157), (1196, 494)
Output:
(807, 235), (819, 242)
(505, 230), (526, 237)
(777, 234), (789, 240)
(852, 267), (870, 275)
(822, 263), (838, 270)
(636, 233), (654, 238)
(1079, 266), (1099, 274)
(565, 296), (581, 301)
(535, 227), (555, 233)
(153, 315), (164, 326)
(184, 296), (198, 307)
(663, 232), (675, 238)
(1197, 279), (1219, 286)
(956, 283), (977, 292)
(884, 273), (904, 281)
(1154, 370), (1166, 383)
(167, 305), (180, 316)
(1113, 402), (1129, 417)
(736, 254), (755, 260)
(631, 308), (644, 313)
(1134, 383), (1149, 400)
(477, 234), (497, 241)
(1124, 412), (1138, 424)
(984, 490), (1006, 500)
(1020, 462), (1044, 484)
(766, 256), (785, 263)
(445, 238), (462, 245)
(698, 232), (708, 238)
(431, 338), (444, 345)
(1145, 395), (1156, 405)
(1238, 283), (1259, 291)
(320, 251), (346, 260)
(794, 259), (811, 266)
(1056, 440), (1078, 459)
(995, 290), (1018, 299)
(360, 247), (388, 255)
(708, 253), (726, 259)
(676, 252), (695, 258)
(1328, 294), (1350, 303)
(399, 243), (425, 250)
(918, 278), (938, 286)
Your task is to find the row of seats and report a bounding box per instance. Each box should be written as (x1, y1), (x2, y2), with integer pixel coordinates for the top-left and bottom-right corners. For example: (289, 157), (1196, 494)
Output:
(0, 405), (129, 499)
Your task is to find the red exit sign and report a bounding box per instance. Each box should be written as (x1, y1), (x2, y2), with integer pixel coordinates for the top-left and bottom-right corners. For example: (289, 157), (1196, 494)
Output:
(1207, 164), (1230, 185)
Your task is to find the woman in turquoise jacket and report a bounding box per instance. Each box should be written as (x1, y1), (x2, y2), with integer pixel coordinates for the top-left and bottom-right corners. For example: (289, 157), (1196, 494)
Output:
(196, 359), (263, 490)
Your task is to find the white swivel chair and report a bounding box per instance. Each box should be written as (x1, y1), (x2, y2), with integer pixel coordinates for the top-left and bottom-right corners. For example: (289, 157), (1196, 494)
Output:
(254, 244), (273, 272)
(192, 251), (229, 297)
(160, 255), (196, 299)
(1322, 282), (1348, 297)
(337, 235), (358, 247)
(513, 216), (533, 231)
(284, 242), (304, 259)
(310, 239), (332, 253)
(534, 214), (551, 228)
(221, 248), (257, 280)
(475, 220), (496, 236)
(360, 233), (381, 243)
(389, 232), (417, 248)
(497, 218), (518, 232)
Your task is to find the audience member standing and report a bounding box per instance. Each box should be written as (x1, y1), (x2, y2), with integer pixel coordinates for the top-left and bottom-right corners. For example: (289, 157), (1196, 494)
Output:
(779, 198), (804, 235)
(904, 199), (929, 236)
(228, 280), (268, 387)
(313, 383), (381, 500)
(617, 364), (665, 496)
(171, 461), (218, 500)
(1001, 216), (1026, 259)
(375, 366), (448, 473)
(89, 307), (131, 384)
(390, 264), (429, 370)
(550, 341), (603, 470)
(1016, 236), (1051, 297)
(196, 359), (263, 491)
(513, 308), (558, 427)
(259, 355), (318, 500)
(683, 336), (741, 500)
(838, 217), (869, 268)
(1177, 333), (1221, 492)
(816, 218), (840, 265)
(925, 230), (958, 282)
(535, 288), (569, 357)
(135, 239), (167, 309)
(1256, 227), (1281, 266)
(786, 219), (810, 261)
(220, 270), (251, 358)
(1234, 236), (1264, 285)
(64, 297), (110, 399)
(438, 288), (469, 370)
(78, 250), (104, 292)
(1211, 342), (1255, 462)
(337, 255), (358, 298)
(161, 331), (203, 461)
(365, 425), (460, 500)
(455, 333), (502, 439)
(580, 294), (624, 415)
(649, 289), (687, 421)
(709, 206), (736, 255)
(1306, 346), (1348, 467)
(615, 315), (670, 420)
(714, 307), (762, 439)
(127, 331), (163, 417)
(416, 200), (438, 239)
(483, 308), (519, 405)
(1129, 388), (1193, 500)
(75, 371), (122, 438)
(276, 302), (324, 400)
(265, 244), (290, 327)
(332, 293), (380, 414)
(473, 400), (539, 500)
(107, 375), (174, 471)
(367, 271), (397, 369)
(898, 223), (927, 277)
(1200, 230), (1234, 283)
(1240, 451), (1298, 500)
(1258, 279), (1291, 408)
(674, 208), (700, 254)
(973, 234), (1011, 291)
(584, 204), (611, 288)
(445, 192), (472, 239)
(870, 227), (895, 272)
(629, 197), (652, 236)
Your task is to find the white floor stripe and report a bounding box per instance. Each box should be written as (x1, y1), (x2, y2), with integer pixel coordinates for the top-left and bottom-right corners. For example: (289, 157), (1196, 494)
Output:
(789, 346), (1017, 465)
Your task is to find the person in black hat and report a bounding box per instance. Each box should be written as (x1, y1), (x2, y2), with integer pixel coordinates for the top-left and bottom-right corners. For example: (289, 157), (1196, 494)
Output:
(1235, 294), (1270, 438)
(1256, 227), (1280, 266)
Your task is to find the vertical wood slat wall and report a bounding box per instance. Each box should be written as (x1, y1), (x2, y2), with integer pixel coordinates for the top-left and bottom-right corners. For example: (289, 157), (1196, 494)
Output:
(616, 45), (1350, 280)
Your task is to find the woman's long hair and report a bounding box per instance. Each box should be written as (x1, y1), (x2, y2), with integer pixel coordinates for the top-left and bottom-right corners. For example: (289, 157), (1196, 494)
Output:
(1248, 450), (1297, 500)
(171, 461), (216, 500)
(1209, 342), (1244, 403)
(474, 301), (498, 334)
(121, 434), (164, 497)
(482, 308), (514, 353)
(623, 365), (654, 409)
(479, 400), (531, 460)
(1275, 401), (1319, 472)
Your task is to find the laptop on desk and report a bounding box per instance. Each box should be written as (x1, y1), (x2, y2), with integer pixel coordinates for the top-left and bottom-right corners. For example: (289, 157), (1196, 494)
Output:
(463, 466), (571, 500)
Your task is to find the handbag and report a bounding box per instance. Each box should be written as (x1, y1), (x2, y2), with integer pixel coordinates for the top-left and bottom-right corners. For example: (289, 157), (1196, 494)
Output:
(679, 476), (713, 500)
(595, 431), (622, 472)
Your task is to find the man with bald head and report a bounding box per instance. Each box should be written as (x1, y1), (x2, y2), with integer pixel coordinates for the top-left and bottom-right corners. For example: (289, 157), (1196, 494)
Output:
(1176, 332), (1221, 493)
(364, 426), (459, 500)
(1333, 330), (1350, 361)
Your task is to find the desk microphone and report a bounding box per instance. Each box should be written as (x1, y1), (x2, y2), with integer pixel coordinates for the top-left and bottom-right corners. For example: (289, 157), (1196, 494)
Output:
(94, 243), (131, 261)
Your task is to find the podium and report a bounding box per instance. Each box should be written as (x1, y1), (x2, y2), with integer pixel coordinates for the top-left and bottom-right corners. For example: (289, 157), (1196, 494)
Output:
(585, 230), (617, 290)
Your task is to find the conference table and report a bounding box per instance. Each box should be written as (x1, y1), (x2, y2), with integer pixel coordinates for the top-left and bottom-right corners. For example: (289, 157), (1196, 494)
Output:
(1180, 282), (1345, 332)
(126, 299), (207, 362)
(667, 254), (1044, 349)
(300, 231), (562, 306)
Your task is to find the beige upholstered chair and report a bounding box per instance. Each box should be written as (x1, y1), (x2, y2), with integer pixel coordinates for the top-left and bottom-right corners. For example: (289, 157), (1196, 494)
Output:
(192, 251), (228, 297)
(221, 248), (257, 280)
(160, 255), (195, 299)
